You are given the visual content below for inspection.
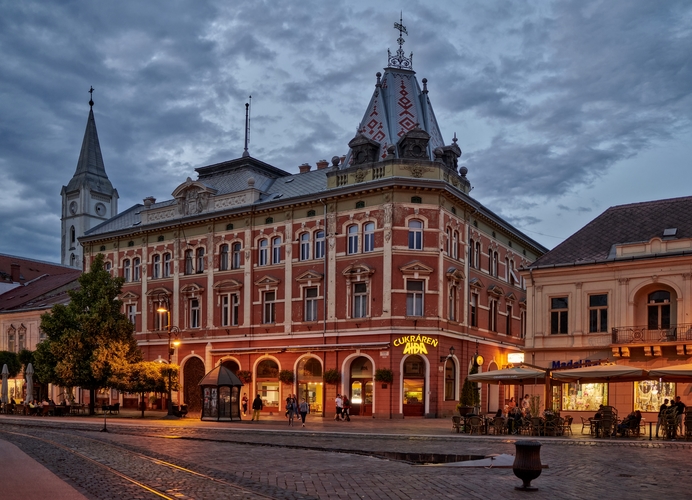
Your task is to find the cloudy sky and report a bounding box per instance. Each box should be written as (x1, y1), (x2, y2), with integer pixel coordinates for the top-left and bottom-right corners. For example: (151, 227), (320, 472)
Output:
(1, 0), (691, 263)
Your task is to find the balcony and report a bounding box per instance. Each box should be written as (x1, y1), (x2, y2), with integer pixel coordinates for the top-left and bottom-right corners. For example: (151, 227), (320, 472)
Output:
(611, 324), (692, 344)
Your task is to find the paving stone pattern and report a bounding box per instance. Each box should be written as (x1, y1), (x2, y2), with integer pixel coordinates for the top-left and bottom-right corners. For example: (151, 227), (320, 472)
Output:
(1, 416), (691, 500)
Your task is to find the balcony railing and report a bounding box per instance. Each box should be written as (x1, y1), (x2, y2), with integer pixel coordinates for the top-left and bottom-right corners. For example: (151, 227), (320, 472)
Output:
(611, 324), (692, 344)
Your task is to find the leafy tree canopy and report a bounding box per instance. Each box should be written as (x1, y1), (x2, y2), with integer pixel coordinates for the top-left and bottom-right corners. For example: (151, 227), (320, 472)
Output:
(35, 254), (141, 391)
(0, 351), (21, 378)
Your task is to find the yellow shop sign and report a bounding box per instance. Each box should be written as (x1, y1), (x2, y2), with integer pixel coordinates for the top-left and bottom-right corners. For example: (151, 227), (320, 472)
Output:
(393, 335), (439, 355)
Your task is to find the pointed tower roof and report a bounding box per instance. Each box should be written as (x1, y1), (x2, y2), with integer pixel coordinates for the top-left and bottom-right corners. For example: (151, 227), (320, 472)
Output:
(344, 19), (446, 164)
(64, 90), (114, 195)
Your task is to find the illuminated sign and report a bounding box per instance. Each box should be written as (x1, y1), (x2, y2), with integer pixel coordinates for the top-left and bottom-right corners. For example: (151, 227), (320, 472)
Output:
(507, 353), (525, 364)
(393, 335), (439, 355)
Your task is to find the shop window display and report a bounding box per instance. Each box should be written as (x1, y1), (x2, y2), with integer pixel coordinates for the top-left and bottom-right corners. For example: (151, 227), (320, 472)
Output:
(634, 380), (675, 412)
(562, 382), (607, 411)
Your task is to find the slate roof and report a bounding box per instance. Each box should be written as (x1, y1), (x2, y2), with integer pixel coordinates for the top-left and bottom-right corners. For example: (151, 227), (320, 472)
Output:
(0, 272), (80, 312)
(530, 196), (692, 268)
(62, 106), (115, 196)
(0, 254), (76, 284)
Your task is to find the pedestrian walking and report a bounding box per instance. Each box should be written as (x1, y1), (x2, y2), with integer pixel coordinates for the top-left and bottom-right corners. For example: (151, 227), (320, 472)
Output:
(242, 393), (249, 416)
(251, 394), (263, 421)
(334, 394), (343, 421)
(342, 395), (351, 421)
(299, 398), (309, 427)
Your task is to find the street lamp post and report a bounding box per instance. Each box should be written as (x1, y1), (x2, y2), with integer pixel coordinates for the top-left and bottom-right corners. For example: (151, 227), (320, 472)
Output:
(156, 295), (180, 417)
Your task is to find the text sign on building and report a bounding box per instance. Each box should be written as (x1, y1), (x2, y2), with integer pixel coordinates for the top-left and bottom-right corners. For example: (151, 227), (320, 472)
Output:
(393, 335), (439, 355)
(507, 353), (524, 364)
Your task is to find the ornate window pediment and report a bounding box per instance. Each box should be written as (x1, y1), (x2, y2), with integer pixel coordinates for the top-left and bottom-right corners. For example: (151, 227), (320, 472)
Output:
(214, 279), (243, 292)
(519, 297), (527, 308)
(180, 283), (205, 295)
(488, 284), (504, 297)
(254, 275), (281, 287)
(469, 277), (485, 289)
(121, 291), (140, 301)
(505, 292), (516, 301)
(342, 263), (375, 280)
(399, 260), (434, 275)
(445, 267), (465, 282)
(296, 270), (324, 283)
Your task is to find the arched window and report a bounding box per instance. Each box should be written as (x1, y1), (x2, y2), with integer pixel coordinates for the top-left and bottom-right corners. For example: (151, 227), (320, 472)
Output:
(648, 291), (671, 330)
(70, 226), (76, 244)
(408, 220), (423, 250)
(314, 231), (325, 259)
(258, 239), (268, 266)
(493, 251), (499, 277)
(163, 253), (172, 277)
(300, 233), (310, 261)
(133, 257), (141, 281)
(152, 254), (161, 279)
(364, 222), (375, 252)
(231, 242), (242, 269)
(347, 225), (359, 254)
(474, 241), (481, 269)
(219, 244), (229, 271)
(184, 250), (193, 274)
(104, 261), (112, 275)
(196, 248), (205, 273)
(123, 259), (131, 281)
(271, 236), (282, 264)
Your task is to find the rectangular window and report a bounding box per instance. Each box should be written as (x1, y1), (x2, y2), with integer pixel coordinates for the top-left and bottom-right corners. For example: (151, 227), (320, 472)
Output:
(219, 245), (229, 271)
(221, 294), (239, 327)
(231, 243), (241, 270)
(489, 299), (497, 332)
(588, 294), (608, 333)
(551, 297), (569, 334)
(634, 380), (676, 412)
(259, 240), (268, 266)
(304, 287), (318, 321)
(520, 310), (526, 339)
(452, 231), (458, 259)
(364, 223), (375, 252)
(561, 382), (607, 411)
(300, 234), (311, 261)
(133, 258), (141, 281)
(353, 283), (368, 318)
(506, 304), (512, 336)
(448, 286), (457, 321)
(408, 221), (423, 250)
(163, 253), (171, 277)
(263, 291), (276, 324)
(127, 304), (137, 325)
(8, 333), (15, 352)
(152, 255), (160, 279)
(18, 332), (25, 351)
(470, 293), (478, 327)
(190, 298), (200, 328)
(406, 280), (424, 316)
(314, 231), (325, 259)
(123, 260), (131, 282)
(196, 248), (205, 273)
(272, 237), (281, 264)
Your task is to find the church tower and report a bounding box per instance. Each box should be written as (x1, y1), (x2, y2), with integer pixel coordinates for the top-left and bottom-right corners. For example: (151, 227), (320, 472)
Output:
(60, 89), (118, 268)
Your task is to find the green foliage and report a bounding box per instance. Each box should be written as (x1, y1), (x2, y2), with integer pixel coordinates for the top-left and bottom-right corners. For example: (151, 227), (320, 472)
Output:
(374, 368), (394, 384)
(36, 254), (141, 393)
(278, 369), (295, 384)
(323, 368), (340, 385)
(460, 361), (481, 408)
(236, 370), (252, 384)
(0, 351), (21, 378)
(18, 349), (34, 370)
(117, 361), (177, 417)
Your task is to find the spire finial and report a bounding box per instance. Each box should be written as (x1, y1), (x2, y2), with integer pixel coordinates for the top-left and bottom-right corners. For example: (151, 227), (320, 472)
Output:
(452, 132), (458, 144)
(388, 14), (413, 70)
(242, 99), (250, 158)
(88, 86), (94, 108)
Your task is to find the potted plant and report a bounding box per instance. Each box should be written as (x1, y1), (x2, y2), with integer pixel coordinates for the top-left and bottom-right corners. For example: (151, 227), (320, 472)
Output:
(457, 378), (476, 416)
(237, 370), (252, 384)
(278, 369), (295, 385)
(375, 368), (394, 388)
(323, 368), (340, 385)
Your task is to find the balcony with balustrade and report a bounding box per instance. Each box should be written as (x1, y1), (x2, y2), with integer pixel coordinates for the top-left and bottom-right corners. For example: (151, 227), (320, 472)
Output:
(610, 324), (692, 357)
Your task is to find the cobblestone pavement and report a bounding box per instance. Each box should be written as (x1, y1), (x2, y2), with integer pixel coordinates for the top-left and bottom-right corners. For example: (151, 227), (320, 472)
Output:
(1, 414), (691, 500)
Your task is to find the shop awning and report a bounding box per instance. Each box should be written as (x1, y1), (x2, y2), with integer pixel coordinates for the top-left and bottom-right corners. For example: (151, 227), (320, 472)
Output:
(551, 364), (649, 383)
(467, 366), (547, 384)
(648, 363), (692, 382)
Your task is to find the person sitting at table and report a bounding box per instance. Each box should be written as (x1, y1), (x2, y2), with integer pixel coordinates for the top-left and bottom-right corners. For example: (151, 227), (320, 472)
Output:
(617, 410), (642, 436)
(507, 406), (522, 434)
(508, 397), (516, 410)
(495, 408), (503, 418)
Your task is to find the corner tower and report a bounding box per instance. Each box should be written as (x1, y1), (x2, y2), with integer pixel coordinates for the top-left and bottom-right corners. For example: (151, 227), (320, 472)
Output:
(60, 88), (118, 267)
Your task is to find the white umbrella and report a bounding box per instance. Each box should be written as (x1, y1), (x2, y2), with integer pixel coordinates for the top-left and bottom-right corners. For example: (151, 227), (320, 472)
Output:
(25, 362), (34, 402)
(648, 363), (692, 382)
(551, 363), (649, 383)
(1, 364), (8, 404)
(467, 366), (547, 384)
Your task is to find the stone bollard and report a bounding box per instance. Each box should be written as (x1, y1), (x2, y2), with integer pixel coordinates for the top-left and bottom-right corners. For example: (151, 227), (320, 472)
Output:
(512, 440), (542, 491)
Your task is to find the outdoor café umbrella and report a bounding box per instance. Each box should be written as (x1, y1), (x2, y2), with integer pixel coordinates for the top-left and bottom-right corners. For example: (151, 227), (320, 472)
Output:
(648, 363), (692, 383)
(551, 363), (649, 383)
(467, 366), (547, 384)
(1, 364), (8, 404)
(25, 362), (34, 402)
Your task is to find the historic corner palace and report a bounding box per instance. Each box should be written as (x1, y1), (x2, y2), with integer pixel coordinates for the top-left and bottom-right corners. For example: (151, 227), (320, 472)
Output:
(76, 25), (546, 418)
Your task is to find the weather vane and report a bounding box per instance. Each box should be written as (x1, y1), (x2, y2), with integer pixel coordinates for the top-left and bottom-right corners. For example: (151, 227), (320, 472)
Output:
(388, 13), (413, 70)
(89, 86), (94, 107)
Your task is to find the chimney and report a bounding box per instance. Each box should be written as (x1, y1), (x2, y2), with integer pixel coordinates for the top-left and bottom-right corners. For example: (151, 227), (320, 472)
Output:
(10, 263), (20, 282)
(143, 196), (156, 208)
(316, 159), (329, 170)
(299, 163), (312, 173)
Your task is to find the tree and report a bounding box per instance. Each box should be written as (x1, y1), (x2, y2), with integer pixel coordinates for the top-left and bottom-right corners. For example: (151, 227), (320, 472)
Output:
(117, 361), (177, 418)
(35, 254), (141, 414)
(0, 351), (21, 377)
